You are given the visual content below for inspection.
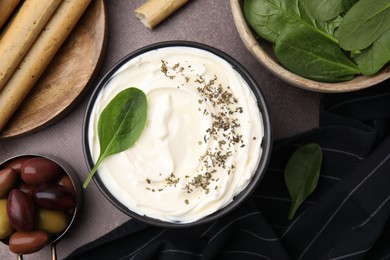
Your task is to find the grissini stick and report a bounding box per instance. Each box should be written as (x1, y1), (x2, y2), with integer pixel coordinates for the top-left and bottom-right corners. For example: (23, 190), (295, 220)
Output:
(134, 0), (189, 29)
(0, 0), (62, 92)
(0, 0), (92, 133)
(0, 0), (20, 30)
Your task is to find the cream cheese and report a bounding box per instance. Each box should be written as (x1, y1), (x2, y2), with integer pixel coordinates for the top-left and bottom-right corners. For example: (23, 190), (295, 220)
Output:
(88, 46), (264, 223)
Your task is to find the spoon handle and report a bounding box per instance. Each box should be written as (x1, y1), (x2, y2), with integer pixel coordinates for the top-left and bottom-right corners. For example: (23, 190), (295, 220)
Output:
(51, 243), (57, 260)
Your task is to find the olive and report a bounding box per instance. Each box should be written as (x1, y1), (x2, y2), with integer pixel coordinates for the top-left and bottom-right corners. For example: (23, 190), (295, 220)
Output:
(34, 183), (76, 211)
(0, 168), (18, 198)
(18, 183), (38, 198)
(21, 157), (64, 184)
(38, 208), (69, 234)
(0, 199), (14, 239)
(7, 189), (36, 231)
(9, 230), (49, 254)
(58, 175), (75, 195)
(4, 156), (33, 174)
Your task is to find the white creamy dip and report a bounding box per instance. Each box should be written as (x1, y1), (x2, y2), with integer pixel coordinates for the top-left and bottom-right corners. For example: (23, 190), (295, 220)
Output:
(88, 46), (264, 223)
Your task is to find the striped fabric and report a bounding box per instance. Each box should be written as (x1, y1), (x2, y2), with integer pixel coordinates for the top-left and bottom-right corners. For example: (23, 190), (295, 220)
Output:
(66, 80), (390, 260)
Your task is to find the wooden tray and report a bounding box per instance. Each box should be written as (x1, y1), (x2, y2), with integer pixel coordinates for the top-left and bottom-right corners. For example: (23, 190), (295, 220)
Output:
(0, 0), (107, 139)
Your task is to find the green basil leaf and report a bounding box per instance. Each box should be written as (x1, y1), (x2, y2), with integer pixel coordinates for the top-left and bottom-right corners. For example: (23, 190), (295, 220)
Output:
(342, 0), (360, 12)
(83, 87), (147, 188)
(354, 28), (390, 75)
(301, 0), (342, 21)
(243, 0), (339, 44)
(285, 143), (322, 220)
(301, 0), (359, 22)
(338, 0), (390, 51)
(274, 26), (360, 82)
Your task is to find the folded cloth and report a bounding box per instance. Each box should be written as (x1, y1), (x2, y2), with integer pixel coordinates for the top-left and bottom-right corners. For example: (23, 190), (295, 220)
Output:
(66, 80), (390, 260)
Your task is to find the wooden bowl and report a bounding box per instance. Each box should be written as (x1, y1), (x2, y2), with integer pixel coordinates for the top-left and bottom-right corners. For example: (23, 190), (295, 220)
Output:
(230, 0), (390, 93)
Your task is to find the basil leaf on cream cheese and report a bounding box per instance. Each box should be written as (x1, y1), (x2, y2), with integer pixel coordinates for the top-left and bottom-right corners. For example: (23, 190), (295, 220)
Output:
(83, 87), (147, 188)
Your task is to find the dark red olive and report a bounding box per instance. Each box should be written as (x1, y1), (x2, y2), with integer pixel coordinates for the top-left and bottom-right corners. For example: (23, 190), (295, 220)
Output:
(21, 157), (64, 184)
(18, 183), (38, 198)
(7, 189), (36, 231)
(4, 156), (33, 174)
(9, 230), (49, 254)
(58, 175), (75, 195)
(34, 184), (76, 211)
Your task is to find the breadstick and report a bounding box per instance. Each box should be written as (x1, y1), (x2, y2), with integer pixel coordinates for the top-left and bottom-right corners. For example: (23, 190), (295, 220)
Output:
(135, 0), (189, 29)
(0, 0), (91, 132)
(0, 0), (63, 92)
(0, 0), (20, 30)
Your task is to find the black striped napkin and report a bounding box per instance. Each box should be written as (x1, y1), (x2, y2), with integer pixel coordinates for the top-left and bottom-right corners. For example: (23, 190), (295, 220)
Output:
(66, 79), (390, 260)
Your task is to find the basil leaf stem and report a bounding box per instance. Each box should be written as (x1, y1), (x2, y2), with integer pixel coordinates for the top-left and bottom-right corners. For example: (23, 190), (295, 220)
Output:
(284, 143), (322, 220)
(83, 87), (147, 188)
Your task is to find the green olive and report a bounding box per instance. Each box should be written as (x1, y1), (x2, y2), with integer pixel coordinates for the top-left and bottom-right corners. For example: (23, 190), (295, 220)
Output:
(0, 199), (14, 239)
(37, 209), (69, 234)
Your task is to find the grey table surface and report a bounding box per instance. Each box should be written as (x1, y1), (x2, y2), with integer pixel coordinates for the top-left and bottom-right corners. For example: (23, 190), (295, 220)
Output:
(0, 0), (320, 259)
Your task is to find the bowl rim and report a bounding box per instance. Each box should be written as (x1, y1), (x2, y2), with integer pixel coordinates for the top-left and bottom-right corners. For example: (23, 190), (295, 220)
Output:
(0, 154), (83, 246)
(230, 0), (390, 93)
(82, 40), (273, 228)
